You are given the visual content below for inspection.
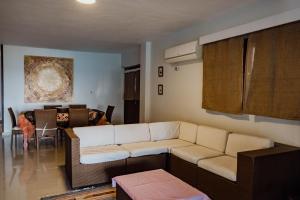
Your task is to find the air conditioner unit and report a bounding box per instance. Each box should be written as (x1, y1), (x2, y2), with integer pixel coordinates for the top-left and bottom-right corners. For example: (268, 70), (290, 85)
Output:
(164, 40), (201, 64)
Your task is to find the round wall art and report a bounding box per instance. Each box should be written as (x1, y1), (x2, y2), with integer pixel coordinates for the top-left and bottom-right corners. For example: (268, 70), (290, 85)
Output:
(24, 56), (73, 102)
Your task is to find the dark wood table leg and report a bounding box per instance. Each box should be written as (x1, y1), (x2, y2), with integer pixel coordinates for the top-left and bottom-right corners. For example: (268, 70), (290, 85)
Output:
(116, 184), (132, 200)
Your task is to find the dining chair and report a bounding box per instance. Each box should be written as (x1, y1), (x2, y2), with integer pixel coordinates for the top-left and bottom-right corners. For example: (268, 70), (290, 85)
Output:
(105, 105), (115, 123)
(57, 107), (69, 113)
(44, 105), (62, 109)
(34, 109), (58, 150)
(88, 109), (105, 126)
(8, 107), (23, 149)
(69, 108), (89, 128)
(69, 104), (87, 109)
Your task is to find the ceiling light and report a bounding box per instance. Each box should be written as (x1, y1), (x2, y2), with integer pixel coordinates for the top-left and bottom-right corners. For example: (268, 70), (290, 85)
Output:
(77, 0), (96, 4)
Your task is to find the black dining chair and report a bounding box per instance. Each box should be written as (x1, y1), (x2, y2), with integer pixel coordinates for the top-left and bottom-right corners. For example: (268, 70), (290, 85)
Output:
(8, 107), (23, 149)
(69, 108), (89, 128)
(69, 104), (87, 109)
(105, 105), (115, 123)
(44, 105), (62, 109)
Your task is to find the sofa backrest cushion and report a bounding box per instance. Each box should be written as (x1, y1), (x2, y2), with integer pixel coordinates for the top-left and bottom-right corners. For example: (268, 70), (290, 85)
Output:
(115, 123), (150, 144)
(74, 125), (115, 148)
(149, 121), (180, 141)
(179, 122), (198, 143)
(225, 133), (274, 157)
(196, 125), (229, 152)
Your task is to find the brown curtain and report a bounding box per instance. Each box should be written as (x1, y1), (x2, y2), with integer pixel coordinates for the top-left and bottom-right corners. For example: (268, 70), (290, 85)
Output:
(243, 21), (300, 120)
(202, 36), (244, 114)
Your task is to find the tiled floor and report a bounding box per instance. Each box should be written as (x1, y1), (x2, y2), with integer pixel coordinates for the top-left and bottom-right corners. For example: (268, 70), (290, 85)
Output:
(0, 135), (70, 200)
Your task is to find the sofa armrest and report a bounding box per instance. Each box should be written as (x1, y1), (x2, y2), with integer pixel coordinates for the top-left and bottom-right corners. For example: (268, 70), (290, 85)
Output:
(65, 128), (80, 167)
(237, 143), (300, 200)
(238, 143), (299, 158)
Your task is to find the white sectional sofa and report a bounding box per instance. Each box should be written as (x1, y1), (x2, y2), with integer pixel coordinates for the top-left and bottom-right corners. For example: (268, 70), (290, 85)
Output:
(197, 133), (273, 181)
(65, 121), (300, 200)
(74, 121), (193, 165)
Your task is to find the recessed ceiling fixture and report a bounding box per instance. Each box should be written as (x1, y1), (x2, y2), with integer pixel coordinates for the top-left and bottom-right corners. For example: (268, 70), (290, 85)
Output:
(77, 0), (96, 4)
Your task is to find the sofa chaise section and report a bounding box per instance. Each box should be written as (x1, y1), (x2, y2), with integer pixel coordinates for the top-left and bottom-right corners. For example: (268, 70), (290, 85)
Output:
(196, 142), (300, 200)
(171, 124), (229, 164)
(80, 145), (129, 164)
(115, 123), (170, 173)
(197, 133), (274, 182)
(121, 121), (197, 173)
(172, 145), (224, 166)
(115, 123), (167, 158)
(121, 142), (168, 157)
(196, 133), (300, 200)
(153, 121), (197, 150)
(169, 123), (229, 186)
(65, 126), (128, 188)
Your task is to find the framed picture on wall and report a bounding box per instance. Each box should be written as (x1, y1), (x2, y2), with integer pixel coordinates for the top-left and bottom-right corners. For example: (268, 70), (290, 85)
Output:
(24, 55), (73, 102)
(158, 84), (163, 95)
(158, 66), (164, 77)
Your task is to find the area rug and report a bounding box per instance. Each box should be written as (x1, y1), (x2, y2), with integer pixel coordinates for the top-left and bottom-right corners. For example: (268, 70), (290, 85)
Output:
(41, 187), (116, 200)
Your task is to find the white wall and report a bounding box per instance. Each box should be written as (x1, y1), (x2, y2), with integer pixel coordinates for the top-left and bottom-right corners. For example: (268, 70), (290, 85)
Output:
(3, 45), (123, 133)
(140, 42), (152, 122)
(0, 46), (2, 121)
(121, 46), (140, 67)
(122, 44), (153, 123)
(150, 1), (300, 147)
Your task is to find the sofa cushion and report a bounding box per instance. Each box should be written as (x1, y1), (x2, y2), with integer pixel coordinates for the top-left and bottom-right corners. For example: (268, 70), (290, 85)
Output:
(74, 125), (115, 148)
(196, 125), (228, 152)
(121, 142), (169, 157)
(80, 145), (129, 164)
(155, 139), (193, 152)
(197, 156), (237, 181)
(179, 122), (198, 143)
(149, 121), (180, 141)
(115, 123), (150, 144)
(171, 145), (223, 164)
(225, 133), (274, 157)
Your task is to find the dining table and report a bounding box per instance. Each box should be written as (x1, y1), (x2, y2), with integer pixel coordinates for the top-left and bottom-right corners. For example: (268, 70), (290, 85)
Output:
(24, 109), (104, 126)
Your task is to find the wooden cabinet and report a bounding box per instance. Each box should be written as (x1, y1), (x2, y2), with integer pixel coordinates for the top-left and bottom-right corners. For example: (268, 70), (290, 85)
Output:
(124, 68), (140, 124)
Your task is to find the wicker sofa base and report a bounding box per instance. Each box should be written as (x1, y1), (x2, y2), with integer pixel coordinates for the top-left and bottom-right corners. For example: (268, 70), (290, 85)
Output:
(169, 154), (239, 200)
(170, 144), (300, 200)
(65, 128), (127, 188)
(169, 154), (198, 187)
(197, 163), (239, 200)
(126, 153), (167, 174)
(68, 154), (168, 189)
(71, 159), (127, 189)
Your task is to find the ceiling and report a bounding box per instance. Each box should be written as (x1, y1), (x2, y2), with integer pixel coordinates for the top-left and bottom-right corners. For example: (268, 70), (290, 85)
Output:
(0, 0), (258, 52)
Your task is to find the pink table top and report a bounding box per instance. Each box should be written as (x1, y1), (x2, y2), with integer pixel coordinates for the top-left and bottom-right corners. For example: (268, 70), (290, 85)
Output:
(113, 169), (211, 200)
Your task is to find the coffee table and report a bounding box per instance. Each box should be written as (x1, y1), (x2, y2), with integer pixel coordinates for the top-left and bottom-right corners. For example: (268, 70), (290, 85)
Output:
(112, 169), (210, 200)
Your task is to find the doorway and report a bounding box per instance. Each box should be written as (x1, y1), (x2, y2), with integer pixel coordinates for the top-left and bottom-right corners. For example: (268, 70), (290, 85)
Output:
(124, 65), (140, 124)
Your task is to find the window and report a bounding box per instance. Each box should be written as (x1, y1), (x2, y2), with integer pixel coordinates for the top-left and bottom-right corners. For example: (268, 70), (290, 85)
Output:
(202, 21), (300, 120)
(202, 36), (244, 114)
(243, 21), (300, 120)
